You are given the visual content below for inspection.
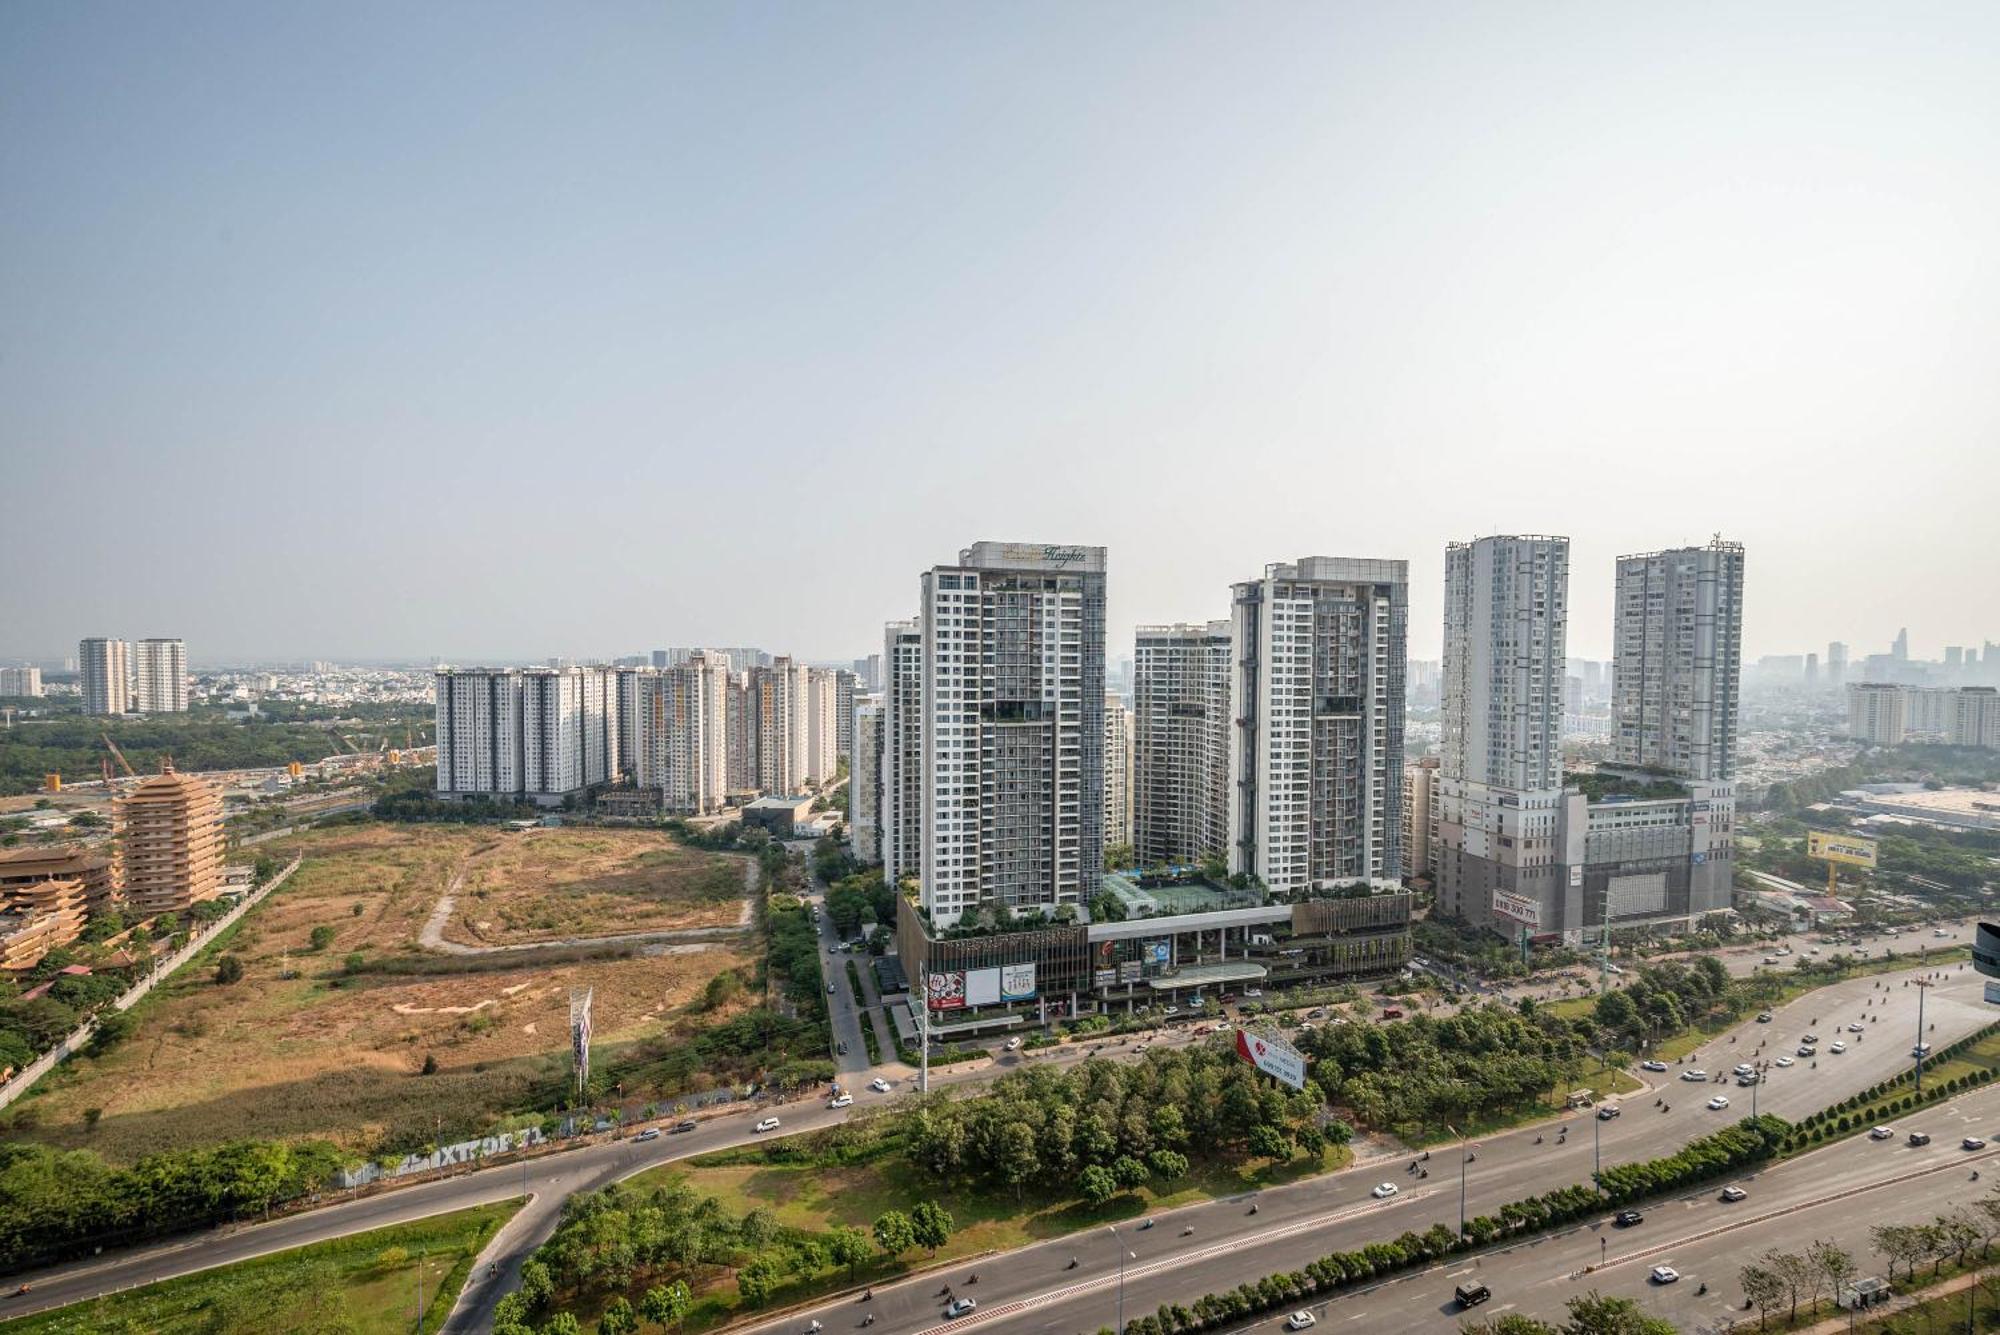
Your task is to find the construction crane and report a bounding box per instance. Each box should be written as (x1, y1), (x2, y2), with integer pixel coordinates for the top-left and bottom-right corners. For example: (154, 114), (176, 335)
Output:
(101, 732), (138, 779)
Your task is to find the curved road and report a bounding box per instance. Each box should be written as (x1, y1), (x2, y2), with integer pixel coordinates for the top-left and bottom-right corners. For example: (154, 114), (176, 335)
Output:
(3, 957), (1982, 1330)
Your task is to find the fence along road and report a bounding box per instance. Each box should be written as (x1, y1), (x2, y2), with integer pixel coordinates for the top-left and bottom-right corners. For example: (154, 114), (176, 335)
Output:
(0, 855), (302, 1113)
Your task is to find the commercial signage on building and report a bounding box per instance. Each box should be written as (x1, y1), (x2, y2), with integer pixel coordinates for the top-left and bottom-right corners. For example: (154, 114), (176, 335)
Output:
(1000, 962), (1038, 1001)
(1094, 968), (1118, 989)
(1807, 830), (1878, 869)
(996, 543), (1102, 571)
(1146, 940), (1171, 965)
(1119, 961), (1143, 982)
(927, 971), (968, 1010)
(1492, 891), (1541, 927)
(1234, 1029), (1307, 1091)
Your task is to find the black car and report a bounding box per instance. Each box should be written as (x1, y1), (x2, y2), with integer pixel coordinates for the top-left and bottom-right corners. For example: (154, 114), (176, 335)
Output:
(671, 1120), (698, 1134)
(1614, 1210), (1644, 1227)
(1454, 1282), (1491, 1308)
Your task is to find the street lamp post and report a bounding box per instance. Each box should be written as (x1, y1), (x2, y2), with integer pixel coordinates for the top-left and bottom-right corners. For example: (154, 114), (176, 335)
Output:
(1916, 979), (1932, 1096)
(1592, 1107), (1601, 1182)
(1108, 1225), (1133, 1335)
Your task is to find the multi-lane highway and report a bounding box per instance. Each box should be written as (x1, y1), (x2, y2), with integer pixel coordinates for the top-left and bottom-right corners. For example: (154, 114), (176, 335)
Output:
(719, 959), (1990, 1335)
(2, 949), (1982, 1331)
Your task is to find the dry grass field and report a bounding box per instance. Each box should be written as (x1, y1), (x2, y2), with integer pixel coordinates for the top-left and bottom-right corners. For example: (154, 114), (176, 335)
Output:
(441, 826), (747, 946)
(7, 823), (757, 1163)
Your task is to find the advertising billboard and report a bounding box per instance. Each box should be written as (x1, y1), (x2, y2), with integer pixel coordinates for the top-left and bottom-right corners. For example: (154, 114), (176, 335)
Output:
(1000, 962), (1038, 1001)
(1146, 940), (1171, 965)
(1807, 830), (1878, 869)
(966, 967), (1002, 1008)
(927, 971), (967, 1010)
(1234, 1029), (1307, 1091)
(1492, 891), (1542, 928)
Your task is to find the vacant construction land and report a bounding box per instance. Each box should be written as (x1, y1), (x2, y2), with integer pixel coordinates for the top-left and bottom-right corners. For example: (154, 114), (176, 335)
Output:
(442, 826), (747, 947)
(7, 823), (756, 1162)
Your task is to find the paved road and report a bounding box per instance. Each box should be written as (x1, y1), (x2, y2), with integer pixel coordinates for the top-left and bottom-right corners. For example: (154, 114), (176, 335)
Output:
(927, 1081), (2000, 1335)
(5, 957), (1982, 1330)
(715, 960), (1994, 1335)
(814, 888), (876, 1078)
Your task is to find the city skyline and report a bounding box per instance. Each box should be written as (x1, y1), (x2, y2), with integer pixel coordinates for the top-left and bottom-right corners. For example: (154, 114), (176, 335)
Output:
(5, 5), (1997, 665)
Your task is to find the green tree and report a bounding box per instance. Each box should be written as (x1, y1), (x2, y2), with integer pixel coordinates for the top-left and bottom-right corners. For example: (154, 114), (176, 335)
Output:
(1146, 1149), (1189, 1181)
(1557, 1290), (1676, 1334)
(909, 1200), (954, 1256)
(1111, 1156), (1150, 1191)
(736, 1255), (781, 1306)
(542, 1316), (583, 1335)
(213, 954), (244, 985)
(1462, 1317), (1558, 1335)
(1248, 1123), (1292, 1161)
(997, 1121), (1040, 1200)
(829, 1225), (874, 1279)
(1739, 1263), (1784, 1331)
(519, 1258), (555, 1308)
(641, 1281), (691, 1332)
(599, 1297), (639, 1335)
(1806, 1239), (1855, 1316)
(1079, 1163), (1118, 1204)
(873, 1209), (915, 1257)
(308, 924), (336, 951)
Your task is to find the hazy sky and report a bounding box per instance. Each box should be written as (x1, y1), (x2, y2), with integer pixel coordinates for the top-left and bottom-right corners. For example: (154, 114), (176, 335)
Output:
(4, 2), (1995, 666)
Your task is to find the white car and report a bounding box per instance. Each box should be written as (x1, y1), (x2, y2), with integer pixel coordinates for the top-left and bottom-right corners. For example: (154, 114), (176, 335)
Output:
(1775, 1056), (1795, 1068)
(1371, 1182), (1399, 1199)
(1707, 1095), (1730, 1110)
(828, 1094), (853, 1109)
(869, 1077), (893, 1093)
(1720, 1186), (1747, 1202)
(1830, 1042), (1847, 1054)
(1761, 956), (1780, 965)
(1870, 1126), (1895, 1140)
(1243, 988), (1264, 999)
(755, 1117), (781, 1133)
(1286, 1313), (1317, 1331)
(1733, 1064), (1755, 1077)
(946, 1298), (978, 1318)
(1681, 1070), (1708, 1082)
(1650, 1265), (1681, 1285)
(1641, 1060), (1668, 1072)
(1005, 1037), (1022, 1051)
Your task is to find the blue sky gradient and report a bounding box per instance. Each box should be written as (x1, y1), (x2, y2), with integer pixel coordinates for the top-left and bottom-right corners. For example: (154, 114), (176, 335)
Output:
(4, 3), (1995, 663)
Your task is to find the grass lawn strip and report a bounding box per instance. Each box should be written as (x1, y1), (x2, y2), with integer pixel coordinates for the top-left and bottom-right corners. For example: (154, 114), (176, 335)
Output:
(0, 1199), (522, 1335)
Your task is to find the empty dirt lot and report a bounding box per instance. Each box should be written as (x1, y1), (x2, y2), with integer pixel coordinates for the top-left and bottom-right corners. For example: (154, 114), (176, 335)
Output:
(6, 823), (758, 1162)
(440, 827), (747, 947)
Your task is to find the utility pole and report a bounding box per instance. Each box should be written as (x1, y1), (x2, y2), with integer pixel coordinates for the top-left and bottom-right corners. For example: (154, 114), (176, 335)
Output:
(1592, 1106), (1601, 1182)
(916, 995), (930, 1095)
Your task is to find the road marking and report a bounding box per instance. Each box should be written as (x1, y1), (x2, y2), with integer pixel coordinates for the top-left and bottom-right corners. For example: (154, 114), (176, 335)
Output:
(1570, 1144), (2000, 1280)
(759, 1192), (1443, 1335)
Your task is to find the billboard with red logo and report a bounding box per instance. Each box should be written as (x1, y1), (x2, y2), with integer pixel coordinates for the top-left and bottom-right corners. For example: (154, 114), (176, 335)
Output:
(1234, 1028), (1307, 1090)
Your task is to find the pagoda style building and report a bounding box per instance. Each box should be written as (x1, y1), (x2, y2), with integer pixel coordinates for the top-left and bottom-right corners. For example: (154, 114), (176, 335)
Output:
(118, 760), (223, 917)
